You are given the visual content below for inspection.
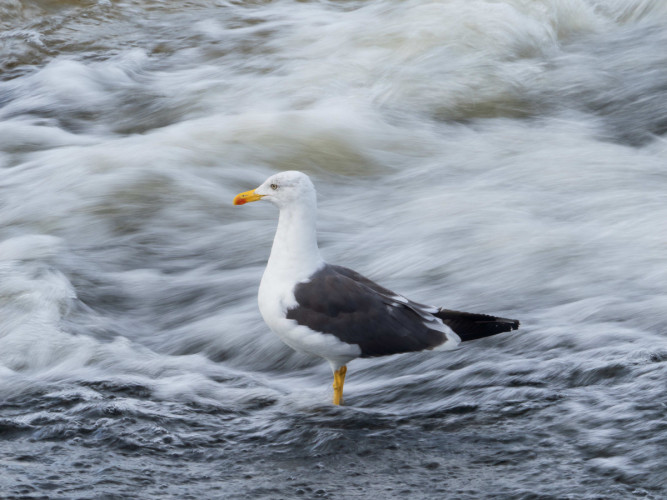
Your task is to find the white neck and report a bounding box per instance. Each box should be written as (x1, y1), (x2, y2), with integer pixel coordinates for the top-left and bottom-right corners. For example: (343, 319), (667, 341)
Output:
(265, 202), (323, 282)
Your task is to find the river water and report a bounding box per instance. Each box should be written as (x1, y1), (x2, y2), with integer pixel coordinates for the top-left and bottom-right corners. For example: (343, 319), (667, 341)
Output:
(1, 0), (666, 498)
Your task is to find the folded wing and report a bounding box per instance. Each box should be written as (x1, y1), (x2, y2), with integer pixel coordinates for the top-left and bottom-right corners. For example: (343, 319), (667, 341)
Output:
(286, 265), (457, 357)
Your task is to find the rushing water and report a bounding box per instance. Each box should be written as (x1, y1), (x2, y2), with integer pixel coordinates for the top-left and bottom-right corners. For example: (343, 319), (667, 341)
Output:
(1, 0), (667, 498)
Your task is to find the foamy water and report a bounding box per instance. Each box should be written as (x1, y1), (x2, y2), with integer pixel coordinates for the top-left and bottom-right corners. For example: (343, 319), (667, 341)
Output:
(1, 0), (666, 498)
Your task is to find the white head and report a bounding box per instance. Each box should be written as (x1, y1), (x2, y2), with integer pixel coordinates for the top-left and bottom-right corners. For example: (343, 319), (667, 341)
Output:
(233, 171), (317, 210)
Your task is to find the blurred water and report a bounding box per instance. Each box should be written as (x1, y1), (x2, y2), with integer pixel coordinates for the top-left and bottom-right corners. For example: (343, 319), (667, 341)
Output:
(1, 0), (666, 498)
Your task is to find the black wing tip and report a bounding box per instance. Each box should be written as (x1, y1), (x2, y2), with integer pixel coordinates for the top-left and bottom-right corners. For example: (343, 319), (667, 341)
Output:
(436, 308), (520, 342)
(499, 317), (520, 330)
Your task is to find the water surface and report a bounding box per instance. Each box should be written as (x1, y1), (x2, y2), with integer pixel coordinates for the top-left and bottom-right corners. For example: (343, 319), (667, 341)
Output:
(1, 0), (666, 498)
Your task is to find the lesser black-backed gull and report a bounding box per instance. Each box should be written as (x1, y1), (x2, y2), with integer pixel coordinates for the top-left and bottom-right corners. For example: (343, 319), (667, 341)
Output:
(233, 171), (519, 405)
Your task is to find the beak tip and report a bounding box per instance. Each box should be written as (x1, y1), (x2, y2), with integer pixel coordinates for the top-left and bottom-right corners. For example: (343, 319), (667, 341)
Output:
(233, 189), (263, 206)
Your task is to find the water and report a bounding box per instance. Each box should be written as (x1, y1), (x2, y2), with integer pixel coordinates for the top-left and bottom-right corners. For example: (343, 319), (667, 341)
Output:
(1, 0), (666, 497)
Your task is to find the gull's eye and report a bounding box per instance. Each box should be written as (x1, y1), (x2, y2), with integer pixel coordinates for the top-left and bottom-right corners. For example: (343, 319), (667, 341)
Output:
(270, 183), (278, 190)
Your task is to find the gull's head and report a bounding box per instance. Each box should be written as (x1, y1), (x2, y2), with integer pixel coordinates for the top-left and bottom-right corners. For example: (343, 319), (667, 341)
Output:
(233, 171), (316, 209)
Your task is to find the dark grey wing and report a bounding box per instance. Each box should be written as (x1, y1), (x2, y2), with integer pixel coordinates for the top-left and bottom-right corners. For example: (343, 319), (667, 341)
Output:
(327, 265), (404, 298)
(329, 265), (443, 314)
(285, 265), (450, 357)
(333, 266), (520, 341)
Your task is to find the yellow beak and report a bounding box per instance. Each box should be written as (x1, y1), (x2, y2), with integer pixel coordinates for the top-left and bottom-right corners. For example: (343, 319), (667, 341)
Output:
(233, 188), (264, 205)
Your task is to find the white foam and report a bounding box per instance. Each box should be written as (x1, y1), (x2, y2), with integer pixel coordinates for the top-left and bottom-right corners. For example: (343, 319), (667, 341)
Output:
(0, 0), (665, 413)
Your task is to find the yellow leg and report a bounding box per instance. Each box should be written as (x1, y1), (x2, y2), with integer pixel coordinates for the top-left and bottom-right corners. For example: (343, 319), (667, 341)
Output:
(332, 365), (347, 406)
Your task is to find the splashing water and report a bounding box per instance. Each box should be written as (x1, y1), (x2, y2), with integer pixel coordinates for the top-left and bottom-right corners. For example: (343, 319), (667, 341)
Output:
(1, 0), (666, 497)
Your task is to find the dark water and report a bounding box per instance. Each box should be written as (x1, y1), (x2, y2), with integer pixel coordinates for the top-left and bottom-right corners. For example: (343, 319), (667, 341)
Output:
(1, 0), (666, 498)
